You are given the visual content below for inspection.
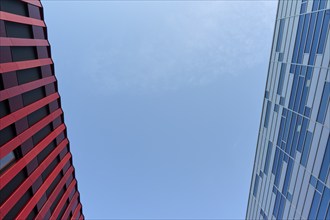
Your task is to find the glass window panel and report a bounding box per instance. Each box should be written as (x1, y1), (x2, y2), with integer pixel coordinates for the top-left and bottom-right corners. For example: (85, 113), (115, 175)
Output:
(0, 152), (15, 170)
(316, 82), (330, 123)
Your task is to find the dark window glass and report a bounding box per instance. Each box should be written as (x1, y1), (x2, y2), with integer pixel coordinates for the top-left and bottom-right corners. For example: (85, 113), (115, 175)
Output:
(11, 46), (37, 62)
(297, 118), (309, 152)
(277, 116), (286, 146)
(264, 100), (272, 128)
(5, 21), (33, 38)
(37, 141), (56, 164)
(293, 76), (305, 112)
(274, 151), (284, 187)
(277, 63), (286, 95)
(27, 106), (49, 126)
(0, 124), (16, 146)
(0, 100), (10, 118)
(0, 46), (12, 63)
(22, 86), (45, 106)
(253, 175), (259, 197)
(42, 157), (58, 180)
(308, 191), (321, 219)
(272, 147), (280, 174)
(276, 19), (284, 52)
(264, 141), (272, 175)
(265, 91), (269, 99)
(0, 0), (28, 16)
(278, 53), (283, 61)
(33, 123), (52, 145)
(17, 67), (42, 85)
(318, 136), (330, 182)
(316, 82), (330, 124)
(292, 15), (304, 64)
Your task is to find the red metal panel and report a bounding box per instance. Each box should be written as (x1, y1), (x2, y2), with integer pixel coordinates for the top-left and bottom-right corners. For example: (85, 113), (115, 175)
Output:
(0, 58), (52, 74)
(71, 203), (82, 220)
(21, 0), (42, 7)
(0, 76), (56, 101)
(62, 191), (80, 220)
(0, 93), (59, 129)
(35, 166), (74, 219)
(0, 37), (49, 46)
(0, 127), (66, 189)
(0, 152), (71, 217)
(0, 11), (45, 27)
(16, 154), (73, 219)
(51, 180), (77, 218)
(0, 108), (63, 157)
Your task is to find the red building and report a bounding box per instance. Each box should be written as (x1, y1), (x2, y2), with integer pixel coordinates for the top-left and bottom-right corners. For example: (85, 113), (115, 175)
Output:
(0, 0), (83, 219)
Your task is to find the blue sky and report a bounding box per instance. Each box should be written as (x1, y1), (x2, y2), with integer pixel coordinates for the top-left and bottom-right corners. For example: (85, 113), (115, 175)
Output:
(43, 1), (277, 219)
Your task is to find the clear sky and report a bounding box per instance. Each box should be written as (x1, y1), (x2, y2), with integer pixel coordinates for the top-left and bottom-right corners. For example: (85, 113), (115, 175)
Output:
(42, 1), (277, 219)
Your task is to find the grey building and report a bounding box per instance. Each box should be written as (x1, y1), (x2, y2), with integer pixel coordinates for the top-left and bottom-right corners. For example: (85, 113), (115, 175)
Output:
(246, 0), (330, 219)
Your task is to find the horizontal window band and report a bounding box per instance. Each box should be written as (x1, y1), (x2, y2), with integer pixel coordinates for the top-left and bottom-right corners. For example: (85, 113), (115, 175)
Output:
(0, 11), (45, 27)
(0, 58), (52, 74)
(36, 166), (74, 219)
(72, 203), (82, 219)
(61, 191), (80, 220)
(51, 180), (77, 219)
(21, 0), (42, 7)
(16, 153), (73, 219)
(0, 126), (66, 188)
(0, 144), (71, 216)
(0, 108), (63, 157)
(0, 37), (49, 46)
(0, 93), (59, 129)
(0, 75), (56, 101)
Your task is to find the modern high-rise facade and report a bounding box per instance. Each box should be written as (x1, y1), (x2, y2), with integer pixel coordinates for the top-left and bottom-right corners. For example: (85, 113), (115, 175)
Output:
(0, 0), (83, 219)
(247, 0), (330, 219)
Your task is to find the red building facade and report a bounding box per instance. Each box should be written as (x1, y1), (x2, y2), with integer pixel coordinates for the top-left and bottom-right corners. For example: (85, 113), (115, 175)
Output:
(0, 0), (83, 219)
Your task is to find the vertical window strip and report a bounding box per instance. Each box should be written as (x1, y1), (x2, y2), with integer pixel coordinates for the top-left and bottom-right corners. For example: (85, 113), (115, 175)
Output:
(316, 82), (330, 124)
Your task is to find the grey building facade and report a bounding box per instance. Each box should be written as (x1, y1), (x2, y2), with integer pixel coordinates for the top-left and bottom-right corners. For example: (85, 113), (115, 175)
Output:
(246, 0), (330, 219)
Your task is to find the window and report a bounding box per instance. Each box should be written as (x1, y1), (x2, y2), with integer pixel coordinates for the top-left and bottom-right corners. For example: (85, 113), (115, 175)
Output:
(5, 21), (33, 38)
(0, 0), (28, 17)
(11, 46), (37, 62)
(17, 67), (42, 85)
(0, 151), (15, 171)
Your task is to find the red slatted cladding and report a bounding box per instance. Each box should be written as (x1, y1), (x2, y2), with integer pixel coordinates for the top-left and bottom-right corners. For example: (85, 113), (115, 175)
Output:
(0, 0), (84, 219)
